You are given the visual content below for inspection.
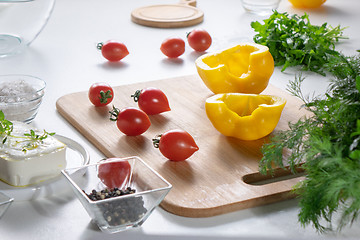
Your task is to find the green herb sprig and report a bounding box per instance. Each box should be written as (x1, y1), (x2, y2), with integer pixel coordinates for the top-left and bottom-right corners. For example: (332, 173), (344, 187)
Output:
(251, 11), (347, 75)
(260, 53), (360, 232)
(252, 11), (360, 232)
(22, 129), (55, 152)
(0, 110), (55, 152)
(0, 111), (13, 144)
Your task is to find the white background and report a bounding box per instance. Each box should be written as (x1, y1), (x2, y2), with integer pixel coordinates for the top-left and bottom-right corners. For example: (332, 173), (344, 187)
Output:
(1, 0), (360, 239)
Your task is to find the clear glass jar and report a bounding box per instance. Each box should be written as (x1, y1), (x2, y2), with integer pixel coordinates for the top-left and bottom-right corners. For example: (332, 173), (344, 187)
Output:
(0, 0), (55, 57)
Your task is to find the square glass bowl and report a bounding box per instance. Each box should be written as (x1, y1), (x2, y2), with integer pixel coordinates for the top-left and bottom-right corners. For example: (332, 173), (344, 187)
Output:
(62, 156), (172, 234)
(0, 192), (13, 219)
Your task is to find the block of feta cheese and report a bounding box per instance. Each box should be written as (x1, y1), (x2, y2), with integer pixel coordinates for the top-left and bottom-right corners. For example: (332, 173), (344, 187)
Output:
(0, 122), (67, 187)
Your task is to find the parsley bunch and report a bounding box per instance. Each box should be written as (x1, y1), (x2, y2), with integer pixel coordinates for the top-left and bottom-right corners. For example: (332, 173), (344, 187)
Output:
(251, 11), (347, 75)
(260, 53), (360, 232)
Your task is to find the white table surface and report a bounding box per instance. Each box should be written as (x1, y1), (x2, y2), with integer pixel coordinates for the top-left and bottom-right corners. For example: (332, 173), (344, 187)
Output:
(1, 0), (360, 239)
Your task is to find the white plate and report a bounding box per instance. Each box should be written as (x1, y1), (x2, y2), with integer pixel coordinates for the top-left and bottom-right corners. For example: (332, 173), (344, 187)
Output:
(0, 135), (90, 201)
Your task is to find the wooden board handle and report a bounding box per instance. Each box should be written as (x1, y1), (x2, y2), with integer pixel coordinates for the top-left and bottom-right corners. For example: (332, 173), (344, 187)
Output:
(179, 0), (197, 7)
(244, 176), (305, 209)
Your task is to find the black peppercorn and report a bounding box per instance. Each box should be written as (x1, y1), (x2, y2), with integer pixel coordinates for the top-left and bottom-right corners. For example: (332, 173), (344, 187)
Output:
(84, 187), (147, 226)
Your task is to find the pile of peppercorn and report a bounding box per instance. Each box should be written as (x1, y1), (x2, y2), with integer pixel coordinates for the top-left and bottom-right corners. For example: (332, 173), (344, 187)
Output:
(85, 187), (136, 201)
(84, 187), (147, 226)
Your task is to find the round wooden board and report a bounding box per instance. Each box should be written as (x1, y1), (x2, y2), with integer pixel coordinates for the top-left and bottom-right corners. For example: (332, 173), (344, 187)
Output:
(131, 4), (204, 28)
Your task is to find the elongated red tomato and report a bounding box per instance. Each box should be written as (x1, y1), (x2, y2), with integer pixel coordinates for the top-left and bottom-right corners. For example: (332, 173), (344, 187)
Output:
(98, 159), (131, 189)
(153, 129), (199, 161)
(132, 87), (171, 115)
(115, 107), (151, 136)
(88, 82), (114, 107)
(97, 40), (129, 62)
(187, 29), (212, 52)
(160, 37), (185, 58)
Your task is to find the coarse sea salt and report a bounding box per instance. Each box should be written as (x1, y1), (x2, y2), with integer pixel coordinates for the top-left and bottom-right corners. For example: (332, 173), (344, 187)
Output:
(0, 79), (38, 103)
(0, 77), (45, 123)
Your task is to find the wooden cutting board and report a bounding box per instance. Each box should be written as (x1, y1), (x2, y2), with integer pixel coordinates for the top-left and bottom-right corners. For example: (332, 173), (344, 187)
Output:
(56, 74), (307, 217)
(131, 0), (204, 28)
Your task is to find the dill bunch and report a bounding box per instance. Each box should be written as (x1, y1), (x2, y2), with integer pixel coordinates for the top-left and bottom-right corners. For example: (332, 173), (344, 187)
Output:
(260, 53), (360, 232)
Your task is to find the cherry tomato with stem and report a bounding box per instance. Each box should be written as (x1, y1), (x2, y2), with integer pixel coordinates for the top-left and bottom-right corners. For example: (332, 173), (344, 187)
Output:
(153, 129), (199, 161)
(88, 82), (114, 107)
(98, 158), (131, 189)
(187, 29), (212, 52)
(131, 87), (171, 115)
(109, 106), (151, 136)
(97, 40), (129, 62)
(160, 37), (185, 58)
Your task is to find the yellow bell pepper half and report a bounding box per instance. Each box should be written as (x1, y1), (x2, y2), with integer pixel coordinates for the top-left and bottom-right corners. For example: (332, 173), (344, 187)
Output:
(288, 0), (326, 8)
(195, 43), (274, 94)
(205, 93), (286, 141)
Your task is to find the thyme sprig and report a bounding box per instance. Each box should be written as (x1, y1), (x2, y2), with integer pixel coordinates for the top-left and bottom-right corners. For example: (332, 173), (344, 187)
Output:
(22, 129), (55, 153)
(0, 111), (13, 144)
(0, 110), (55, 152)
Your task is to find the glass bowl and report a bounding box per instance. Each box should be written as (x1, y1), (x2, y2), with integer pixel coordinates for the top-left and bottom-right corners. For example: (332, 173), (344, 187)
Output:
(241, 0), (280, 15)
(62, 156), (172, 234)
(0, 0), (55, 57)
(0, 192), (13, 219)
(0, 74), (46, 123)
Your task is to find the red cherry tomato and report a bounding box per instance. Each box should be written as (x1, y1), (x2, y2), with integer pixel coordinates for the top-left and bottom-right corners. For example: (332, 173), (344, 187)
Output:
(97, 40), (129, 62)
(160, 37), (185, 58)
(111, 107), (151, 136)
(187, 29), (212, 52)
(153, 129), (199, 161)
(98, 158), (131, 189)
(131, 87), (171, 115)
(88, 82), (114, 107)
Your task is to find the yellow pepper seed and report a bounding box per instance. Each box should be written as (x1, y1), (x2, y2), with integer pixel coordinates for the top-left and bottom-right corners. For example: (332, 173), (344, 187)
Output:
(205, 93), (286, 141)
(195, 43), (274, 94)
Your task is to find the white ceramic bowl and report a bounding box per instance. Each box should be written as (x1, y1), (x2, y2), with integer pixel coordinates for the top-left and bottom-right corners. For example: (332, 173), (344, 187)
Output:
(0, 74), (46, 123)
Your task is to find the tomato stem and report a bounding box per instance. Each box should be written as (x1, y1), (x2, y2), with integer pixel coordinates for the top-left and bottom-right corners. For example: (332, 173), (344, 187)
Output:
(152, 134), (162, 148)
(96, 42), (104, 50)
(186, 31), (191, 39)
(99, 90), (112, 104)
(131, 90), (142, 102)
(109, 106), (120, 121)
